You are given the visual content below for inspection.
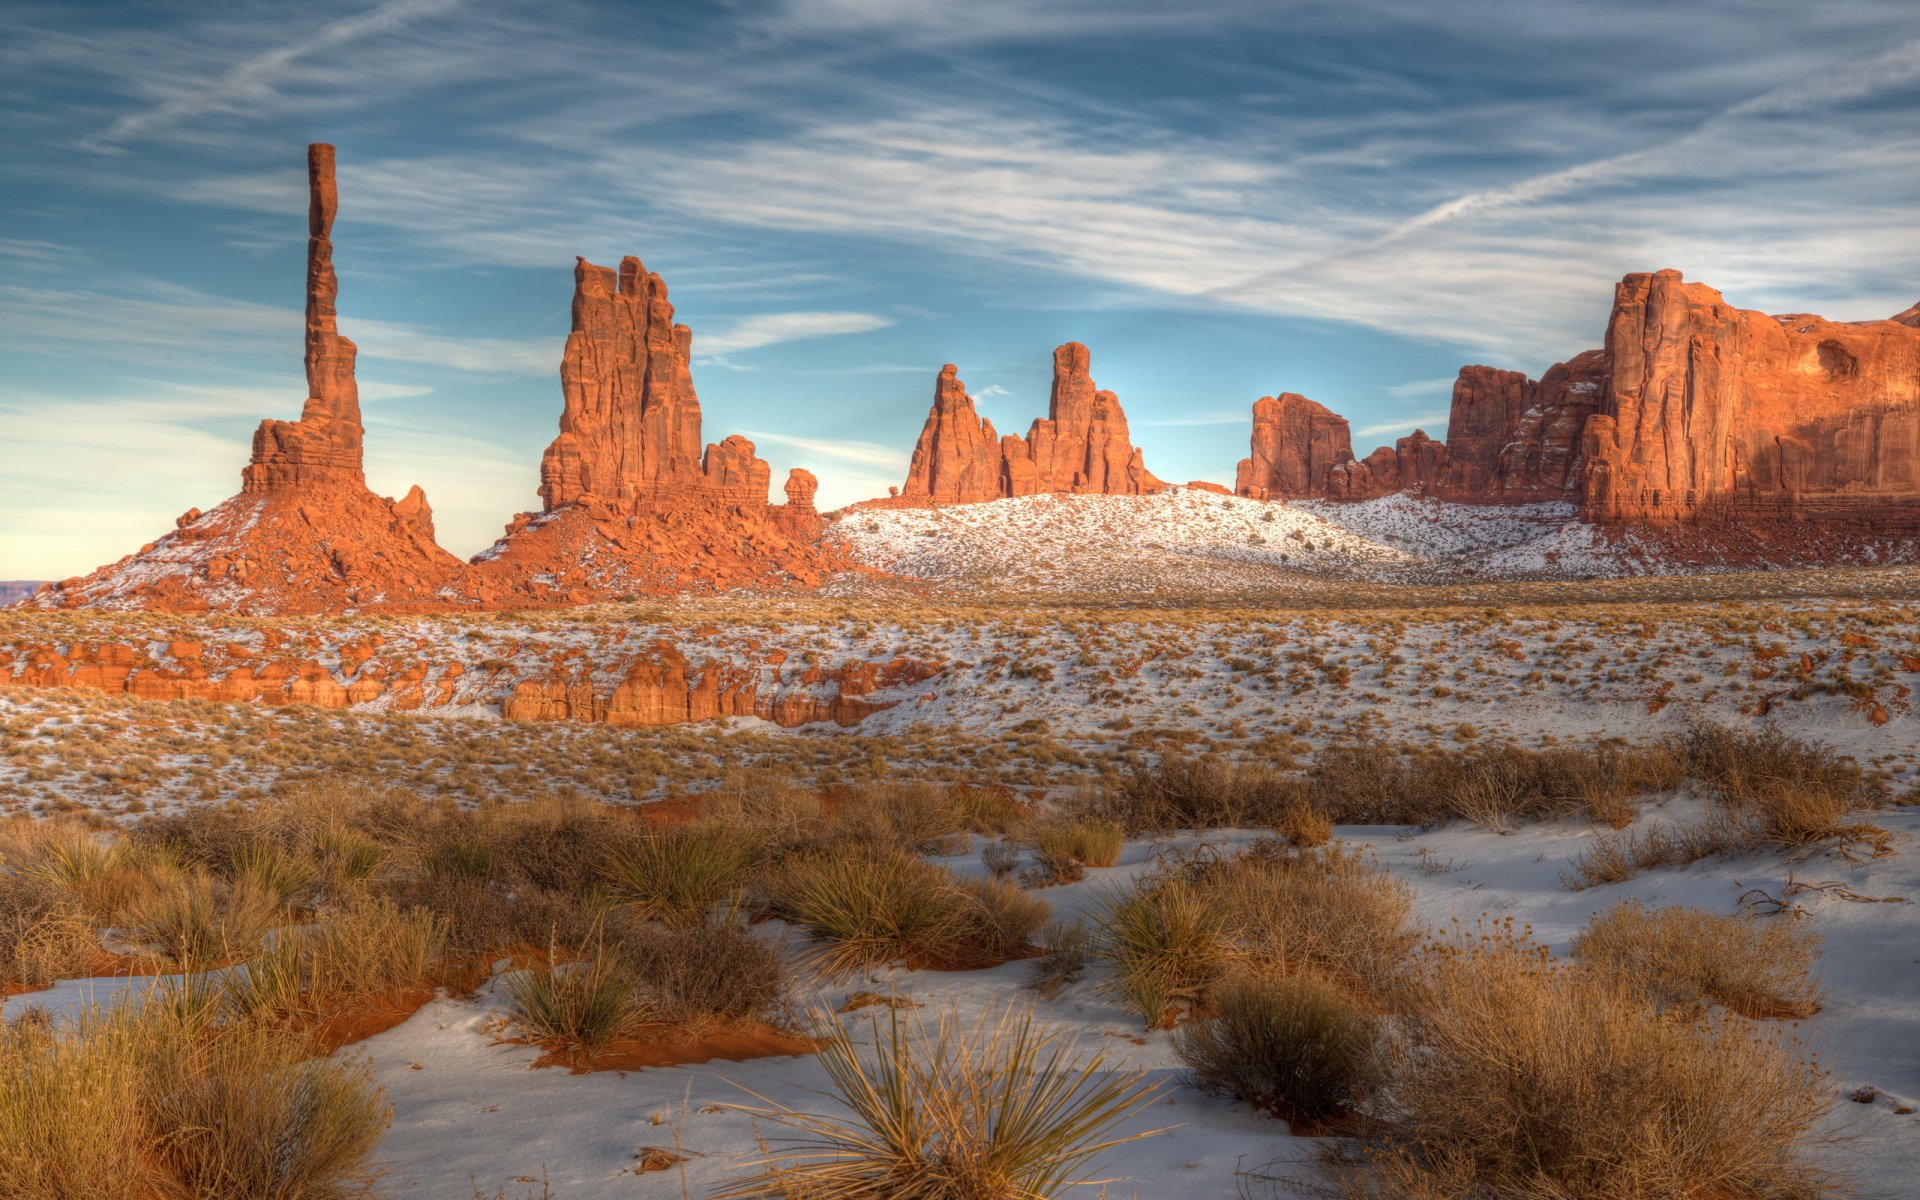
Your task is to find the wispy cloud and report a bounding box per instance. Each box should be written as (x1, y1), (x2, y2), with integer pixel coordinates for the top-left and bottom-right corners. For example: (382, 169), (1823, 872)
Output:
(1137, 410), (1248, 427)
(740, 430), (911, 471)
(1384, 378), (1456, 399)
(1354, 412), (1449, 439)
(79, 0), (466, 153)
(698, 311), (895, 355)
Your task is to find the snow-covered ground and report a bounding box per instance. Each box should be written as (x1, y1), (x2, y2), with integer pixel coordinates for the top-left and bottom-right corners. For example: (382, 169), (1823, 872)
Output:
(827, 489), (1684, 594)
(11, 807), (1917, 1198)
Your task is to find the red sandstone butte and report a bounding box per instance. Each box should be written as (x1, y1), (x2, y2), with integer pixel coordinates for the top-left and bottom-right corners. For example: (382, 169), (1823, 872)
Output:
(1235, 393), (1352, 500)
(1234, 271), (1920, 542)
(471, 255), (854, 600)
(893, 342), (1162, 504)
(1581, 270), (1920, 527)
(33, 144), (466, 615)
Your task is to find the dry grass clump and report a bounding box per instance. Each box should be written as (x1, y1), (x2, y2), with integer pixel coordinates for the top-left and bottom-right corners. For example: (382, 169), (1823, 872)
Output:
(0, 874), (97, 990)
(1205, 841), (1415, 1000)
(719, 1004), (1165, 1200)
(1108, 756), (1302, 832)
(1091, 839), (1414, 1025)
(618, 917), (793, 1027)
(1090, 876), (1228, 1023)
(1340, 920), (1834, 1200)
(0, 1000), (388, 1200)
(1172, 970), (1375, 1126)
(769, 849), (1049, 974)
(228, 896), (446, 1021)
(123, 875), (281, 965)
(1571, 900), (1823, 1019)
(1684, 724), (1885, 849)
(604, 822), (761, 927)
(506, 948), (649, 1050)
(1028, 815), (1125, 883)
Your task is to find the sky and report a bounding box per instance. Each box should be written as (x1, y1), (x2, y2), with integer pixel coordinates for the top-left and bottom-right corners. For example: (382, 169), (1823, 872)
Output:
(3, 1), (1919, 580)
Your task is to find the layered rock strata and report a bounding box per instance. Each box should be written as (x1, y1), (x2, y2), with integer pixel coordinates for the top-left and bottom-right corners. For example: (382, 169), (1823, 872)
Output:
(893, 343), (1162, 504)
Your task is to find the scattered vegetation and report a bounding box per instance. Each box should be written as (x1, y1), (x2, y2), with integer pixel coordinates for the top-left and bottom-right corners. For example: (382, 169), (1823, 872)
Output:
(0, 998), (388, 1200)
(1339, 920), (1834, 1200)
(1173, 970), (1376, 1127)
(720, 1005), (1165, 1200)
(1571, 900), (1823, 1019)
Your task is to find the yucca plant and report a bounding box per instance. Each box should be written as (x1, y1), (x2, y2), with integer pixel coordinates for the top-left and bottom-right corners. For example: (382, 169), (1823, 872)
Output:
(232, 840), (317, 906)
(604, 823), (760, 927)
(721, 1004), (1167, 1199)
(770, 849), (972, 975)
(1089, 878), (1228, 1024)
(504, 949), (648, 1049)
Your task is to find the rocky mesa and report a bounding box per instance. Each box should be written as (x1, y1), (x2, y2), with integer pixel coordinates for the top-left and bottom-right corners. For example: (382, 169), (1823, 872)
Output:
(885, 342), (1163, 505)
(1235, 269), (1920, 547)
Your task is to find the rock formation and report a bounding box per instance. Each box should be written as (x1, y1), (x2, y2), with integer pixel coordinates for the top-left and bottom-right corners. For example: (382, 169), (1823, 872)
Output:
(472, 253), (850, 601)
(243, 144), (364, 493)
(33, 144), (466, 614)
(1235, 272), (1920, 544)
(1580, 270), (1920, 528)
(31, 146), (850, 615)
(1235, 393), (1352, 500)
(1327, 429), (1446, 501)
(0, 626), (942, 730)
(891, 343), (1162, 504)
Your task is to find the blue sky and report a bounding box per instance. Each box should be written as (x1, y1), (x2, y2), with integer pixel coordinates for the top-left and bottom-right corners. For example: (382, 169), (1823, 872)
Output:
(4, 0), (1919, 579)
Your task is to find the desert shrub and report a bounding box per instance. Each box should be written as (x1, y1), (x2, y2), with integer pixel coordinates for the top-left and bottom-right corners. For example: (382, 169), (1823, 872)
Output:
(1173, 971), (1375, 1125)
(701, 771), (830, 856)
(0, 1001), (387, 1200)
(954, 875), (1051, 961)
(231, 840), (317, 905)
(1205, 841), (1416, 999)
(1343, 920), (1834, 1200)
(604, 822), (760, 927)
(1107, 756), (1302, 832)
(830, 783), (969, 855)
(381, 871), (599, 957)
(123, 874), (280, 964)
(1272, 804), (1332, 847)
(949, 785), (1026, 835)
(1683, 724), (1884, 848)
(769, 849), (1045, 974)
(505, 951), (649, 1049)
(1031, 816), (1125, 880)
(981, 838), (1020, 879)
(483, 796), (640, 894)
(1560, 812), (1764, 890)
(0, 874), (97, 989)
(619, 917), (793, 1026)
(228, 896), (446, 1019)
(1090, 876), (1228, 1024)
(1572, 900), (1822, 1019)
(1027, 919), (1090, 999)
(718, 1004), (1164, 1200)
(142, 1018), (391, 1200)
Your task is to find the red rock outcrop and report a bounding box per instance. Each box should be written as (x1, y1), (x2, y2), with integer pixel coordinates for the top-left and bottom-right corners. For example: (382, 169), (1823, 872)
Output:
(900, 365), (1005, 503)
(243, 144), (364, 493)
(0, 624), (942, 730)
(29, 147), (858, 615)
(1429, 352), (1607, 504)
(33, 144), (468, 615)
(1235, 394), (1352, 500)
(888, 343), (1163, 504)
(1581, 271), (1920, 528)
(473, 253), (853, 601)
(1327, 429), (1446, 500)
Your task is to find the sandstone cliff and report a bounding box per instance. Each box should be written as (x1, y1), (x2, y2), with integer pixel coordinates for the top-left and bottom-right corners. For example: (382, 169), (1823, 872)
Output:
(892, 342), (1162, 504)
(1581, 270), (1920, 527)
(1235, 393), (1352, 500)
